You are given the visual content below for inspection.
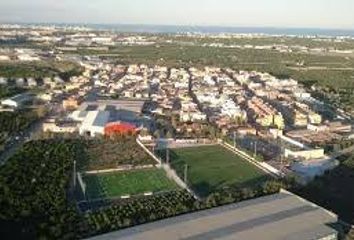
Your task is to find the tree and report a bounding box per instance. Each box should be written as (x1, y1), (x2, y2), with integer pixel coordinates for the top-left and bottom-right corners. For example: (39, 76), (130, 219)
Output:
(345, 228), (354, 240)
(153, 130), (161, 139)
(165, 131), (174, 139)
(262, 181), (283, 195)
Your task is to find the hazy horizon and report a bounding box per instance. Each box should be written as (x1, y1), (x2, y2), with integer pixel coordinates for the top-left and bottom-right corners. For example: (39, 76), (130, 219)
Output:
(0, 0), (353, 29)
(2, 22), (354, 31)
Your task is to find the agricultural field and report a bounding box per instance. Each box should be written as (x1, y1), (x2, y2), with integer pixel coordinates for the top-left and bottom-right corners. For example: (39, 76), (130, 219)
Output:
(162, 145), (270, 197)
(0, 61), (83, 80)
(82, 168), (178, 200)
(73, 43), (354, 88)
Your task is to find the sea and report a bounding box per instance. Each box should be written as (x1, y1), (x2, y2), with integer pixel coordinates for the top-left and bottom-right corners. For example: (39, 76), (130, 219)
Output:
(87, 24), (354, 37)
(11, 23), (354, 37)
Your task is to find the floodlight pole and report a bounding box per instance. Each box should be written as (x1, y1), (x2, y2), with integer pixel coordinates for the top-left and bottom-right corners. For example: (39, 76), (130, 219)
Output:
(73, 160), (77, 188)
(280, 138), (284, 170)
(184, 164), (188, 184)
(254, 141), (257, 158)
(233, 131), (236, 148)
(167, 148), (171, 164)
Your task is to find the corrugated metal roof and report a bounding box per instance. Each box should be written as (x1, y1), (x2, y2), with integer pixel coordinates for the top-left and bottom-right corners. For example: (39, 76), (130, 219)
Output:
(92, 111), (110, 127)
(81, 111), (110, 128)
(87, 191), (337, 240)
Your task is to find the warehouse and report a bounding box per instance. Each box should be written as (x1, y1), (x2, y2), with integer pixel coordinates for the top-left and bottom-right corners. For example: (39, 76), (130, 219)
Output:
(88, 190), (338, 240)
(70, 100), (149, 137)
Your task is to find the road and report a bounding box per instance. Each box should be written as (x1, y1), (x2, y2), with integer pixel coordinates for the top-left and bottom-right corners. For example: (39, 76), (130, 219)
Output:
(0, 102), (62, 165)
(0, 120), (43, 165)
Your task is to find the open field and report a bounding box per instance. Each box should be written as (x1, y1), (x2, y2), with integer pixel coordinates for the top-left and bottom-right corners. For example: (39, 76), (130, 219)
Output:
(82, 168), (178, 200)
(161, 145), (270, 197)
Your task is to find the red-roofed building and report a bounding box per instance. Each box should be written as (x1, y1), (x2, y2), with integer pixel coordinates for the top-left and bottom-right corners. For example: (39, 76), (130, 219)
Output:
(104, 122), (137, 136)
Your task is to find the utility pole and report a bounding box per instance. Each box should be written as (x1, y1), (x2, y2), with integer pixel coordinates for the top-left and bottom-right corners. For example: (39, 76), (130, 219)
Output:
(184, 164), (188, 184)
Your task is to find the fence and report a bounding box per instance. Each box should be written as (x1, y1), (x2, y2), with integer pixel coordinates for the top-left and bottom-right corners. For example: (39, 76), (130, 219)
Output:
(85, 164), (155, 175)
(222, 141), (283, 178)
(161, 163), (199, 199)
(156, 138), (217, 149)
(136, 138), (161, 165)
(136, 138), (199, 199)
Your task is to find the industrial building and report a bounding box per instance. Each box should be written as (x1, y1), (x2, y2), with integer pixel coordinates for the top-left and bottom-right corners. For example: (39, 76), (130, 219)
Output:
(69, 100), (149, 137)
(88, 190), (338, 240)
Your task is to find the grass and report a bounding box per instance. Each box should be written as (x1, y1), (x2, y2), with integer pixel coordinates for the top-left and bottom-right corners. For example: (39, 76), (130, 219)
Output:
(163, 145), (270, 197)
(83, 168), (178, 200)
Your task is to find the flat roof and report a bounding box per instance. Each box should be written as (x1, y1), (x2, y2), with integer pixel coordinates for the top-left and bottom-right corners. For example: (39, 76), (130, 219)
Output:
(78, 100), (145, 113)
(81, 111), (110, 128)
(87, 190), (337, 240)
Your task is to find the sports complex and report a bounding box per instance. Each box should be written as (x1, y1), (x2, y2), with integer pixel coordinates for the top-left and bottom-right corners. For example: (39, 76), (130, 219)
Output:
(77, 139), (271, 203)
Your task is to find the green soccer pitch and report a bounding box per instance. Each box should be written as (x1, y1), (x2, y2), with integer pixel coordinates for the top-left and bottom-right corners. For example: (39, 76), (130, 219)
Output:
(82, 168), (178, 200)
(165, 145), (270, 197)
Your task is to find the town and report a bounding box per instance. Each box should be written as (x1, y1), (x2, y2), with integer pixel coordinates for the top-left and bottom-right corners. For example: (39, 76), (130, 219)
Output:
(0, 23), (354, 240)
(1, 61), (353, 181)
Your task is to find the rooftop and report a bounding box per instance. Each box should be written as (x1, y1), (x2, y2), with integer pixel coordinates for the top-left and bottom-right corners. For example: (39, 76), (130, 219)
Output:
(87, 190), (337, 240)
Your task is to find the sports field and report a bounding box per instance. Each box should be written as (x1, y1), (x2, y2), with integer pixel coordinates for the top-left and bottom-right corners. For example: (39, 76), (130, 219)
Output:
(82, 168), (178, 200)
(167, 145), (270, 197)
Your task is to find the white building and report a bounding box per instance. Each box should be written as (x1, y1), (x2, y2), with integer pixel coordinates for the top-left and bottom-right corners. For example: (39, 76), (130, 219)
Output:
(1, 93), (34, 108)
(0, 77), (7, 85)
(0, 55), (10, 61)
(27, 78), (37, 87)
(17, 54), (40, 61)
(221, 99), (247, 119)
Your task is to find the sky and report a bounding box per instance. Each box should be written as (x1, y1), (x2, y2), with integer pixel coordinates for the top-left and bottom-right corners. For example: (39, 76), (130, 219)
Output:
(0, 0), (353, 29)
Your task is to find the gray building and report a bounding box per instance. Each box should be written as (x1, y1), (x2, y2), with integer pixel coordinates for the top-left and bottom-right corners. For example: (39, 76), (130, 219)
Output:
(1, 93), (34, 108)
(87, 190), (338, 240)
